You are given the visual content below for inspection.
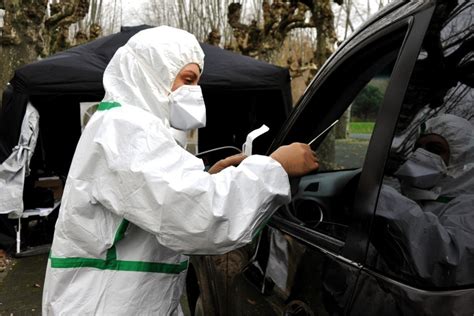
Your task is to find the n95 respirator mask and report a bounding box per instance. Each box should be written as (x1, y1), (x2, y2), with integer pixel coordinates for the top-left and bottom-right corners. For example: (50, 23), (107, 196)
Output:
(394, 148), (447, 189)
(394, 148), (448, 200)
(169, 85), (206, 131)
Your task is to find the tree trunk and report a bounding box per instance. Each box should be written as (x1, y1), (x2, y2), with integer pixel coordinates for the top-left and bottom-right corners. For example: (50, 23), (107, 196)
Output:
(317, 130), (337, 170)
(310, 0), (338, 165)
(335, 108), (351, 139)
(0, 0), (91, 105)
(0, 42), (39, 98)
(0, 0), (49, 105)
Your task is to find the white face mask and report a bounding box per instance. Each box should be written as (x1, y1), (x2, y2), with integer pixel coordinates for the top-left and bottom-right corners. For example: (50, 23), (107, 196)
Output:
(169, 85), (206, 131)
(394, 148), (448, 200)
(395, 148), (448, 189)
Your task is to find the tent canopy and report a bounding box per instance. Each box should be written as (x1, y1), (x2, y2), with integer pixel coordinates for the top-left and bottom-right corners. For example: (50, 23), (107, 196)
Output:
(0, 25), (292, 177)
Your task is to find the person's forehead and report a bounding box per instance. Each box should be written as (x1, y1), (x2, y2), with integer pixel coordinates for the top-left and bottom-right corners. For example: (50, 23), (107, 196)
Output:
(417, 134), (449, 145)
(180, 63), (200, 74)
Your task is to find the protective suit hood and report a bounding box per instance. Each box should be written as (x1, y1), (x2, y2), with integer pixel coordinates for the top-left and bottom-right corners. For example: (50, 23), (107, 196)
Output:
(102, 26), (205, 126)
(422, 114), (474, 177)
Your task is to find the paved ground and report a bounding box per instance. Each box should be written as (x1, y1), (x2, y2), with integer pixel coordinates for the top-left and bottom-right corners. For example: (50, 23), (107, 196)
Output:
(0, 252), (191, 315)
(0, 253), (47, 315)
(335, 138), (368, 169)
(0, 137), (368, 315)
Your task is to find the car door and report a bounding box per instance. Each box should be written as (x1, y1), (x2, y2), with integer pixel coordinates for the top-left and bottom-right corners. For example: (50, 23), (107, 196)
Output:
(221, 1), (437, 315)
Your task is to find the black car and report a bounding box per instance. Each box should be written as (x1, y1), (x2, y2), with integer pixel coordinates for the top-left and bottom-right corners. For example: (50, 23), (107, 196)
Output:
(187, 0), (474, 315)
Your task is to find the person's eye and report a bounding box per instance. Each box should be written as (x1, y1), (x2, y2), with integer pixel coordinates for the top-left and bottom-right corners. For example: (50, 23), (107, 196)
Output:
(425, 143), (445, 155)
(181, 76), (193, 85)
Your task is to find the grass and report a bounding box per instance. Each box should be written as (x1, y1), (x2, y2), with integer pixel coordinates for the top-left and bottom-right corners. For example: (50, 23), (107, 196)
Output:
(350, 121), (375, 134)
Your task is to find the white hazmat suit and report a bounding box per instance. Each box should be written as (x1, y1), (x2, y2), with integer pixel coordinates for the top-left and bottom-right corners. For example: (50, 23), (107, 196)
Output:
(42, 26), (291, 315)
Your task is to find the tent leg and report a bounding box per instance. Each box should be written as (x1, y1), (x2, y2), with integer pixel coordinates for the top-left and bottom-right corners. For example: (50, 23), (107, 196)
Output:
(16, 217), (21, 254)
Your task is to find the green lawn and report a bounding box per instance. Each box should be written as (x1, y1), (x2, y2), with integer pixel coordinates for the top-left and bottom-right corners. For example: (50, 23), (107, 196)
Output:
(350, 122), (375, 134)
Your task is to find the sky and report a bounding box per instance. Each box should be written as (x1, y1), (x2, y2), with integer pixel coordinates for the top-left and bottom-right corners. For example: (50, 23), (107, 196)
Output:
(121, 0), (146, 25)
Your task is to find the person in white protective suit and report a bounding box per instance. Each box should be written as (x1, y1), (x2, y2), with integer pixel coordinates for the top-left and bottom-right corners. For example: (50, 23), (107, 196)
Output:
(42, 26), (318, 315)
(374, 113), (474, 287)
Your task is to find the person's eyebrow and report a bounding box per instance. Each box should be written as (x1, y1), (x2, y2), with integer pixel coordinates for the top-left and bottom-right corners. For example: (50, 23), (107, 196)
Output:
(182, 69), (198, 76)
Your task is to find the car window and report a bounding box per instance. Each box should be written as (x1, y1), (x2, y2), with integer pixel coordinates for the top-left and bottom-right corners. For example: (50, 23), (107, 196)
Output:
(281, 26), (408, 171)
(368, 1), (474, 289)
(276, 25), (409, 243)
(331, 72), (390, 171)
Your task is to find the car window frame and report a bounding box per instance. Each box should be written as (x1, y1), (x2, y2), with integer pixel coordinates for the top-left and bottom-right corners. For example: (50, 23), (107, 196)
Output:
(267, 4), (436, 266)
(343, 5), (436, 262)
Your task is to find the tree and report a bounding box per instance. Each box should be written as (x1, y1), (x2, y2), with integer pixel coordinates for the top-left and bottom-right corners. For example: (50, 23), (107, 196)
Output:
(351, 85), (384, 121)
(136, 0), (234, 46)
(333, 0), (392, 139)
(226, 0), (340, 67)
(74, 0), (105, 42)
(99, 0), (121, 35)
(0, 0), (91, 104)
(334, 0), (392, 42)
(226, 0), (342, 166)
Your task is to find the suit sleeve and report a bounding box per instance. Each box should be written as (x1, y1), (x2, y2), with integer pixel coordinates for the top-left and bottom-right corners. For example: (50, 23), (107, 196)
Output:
(374, 185), (474, 287)
(91, 114), (290, 255)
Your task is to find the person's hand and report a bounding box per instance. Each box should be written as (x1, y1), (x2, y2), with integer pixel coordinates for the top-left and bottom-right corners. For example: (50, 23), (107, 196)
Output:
(270, 143), (319, 177)
(208, 153), (247, 174)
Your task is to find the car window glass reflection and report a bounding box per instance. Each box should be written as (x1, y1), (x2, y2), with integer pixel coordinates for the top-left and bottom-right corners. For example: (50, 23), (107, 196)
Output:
(369, 1), (474, 289)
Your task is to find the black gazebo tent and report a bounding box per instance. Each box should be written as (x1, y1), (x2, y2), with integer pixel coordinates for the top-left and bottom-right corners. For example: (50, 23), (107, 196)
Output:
(0, 25), (292, 178)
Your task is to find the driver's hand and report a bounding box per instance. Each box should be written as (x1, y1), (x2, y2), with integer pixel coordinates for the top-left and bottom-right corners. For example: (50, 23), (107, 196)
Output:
(208, 153), (247, 174)
(270, 143), (319, 177)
